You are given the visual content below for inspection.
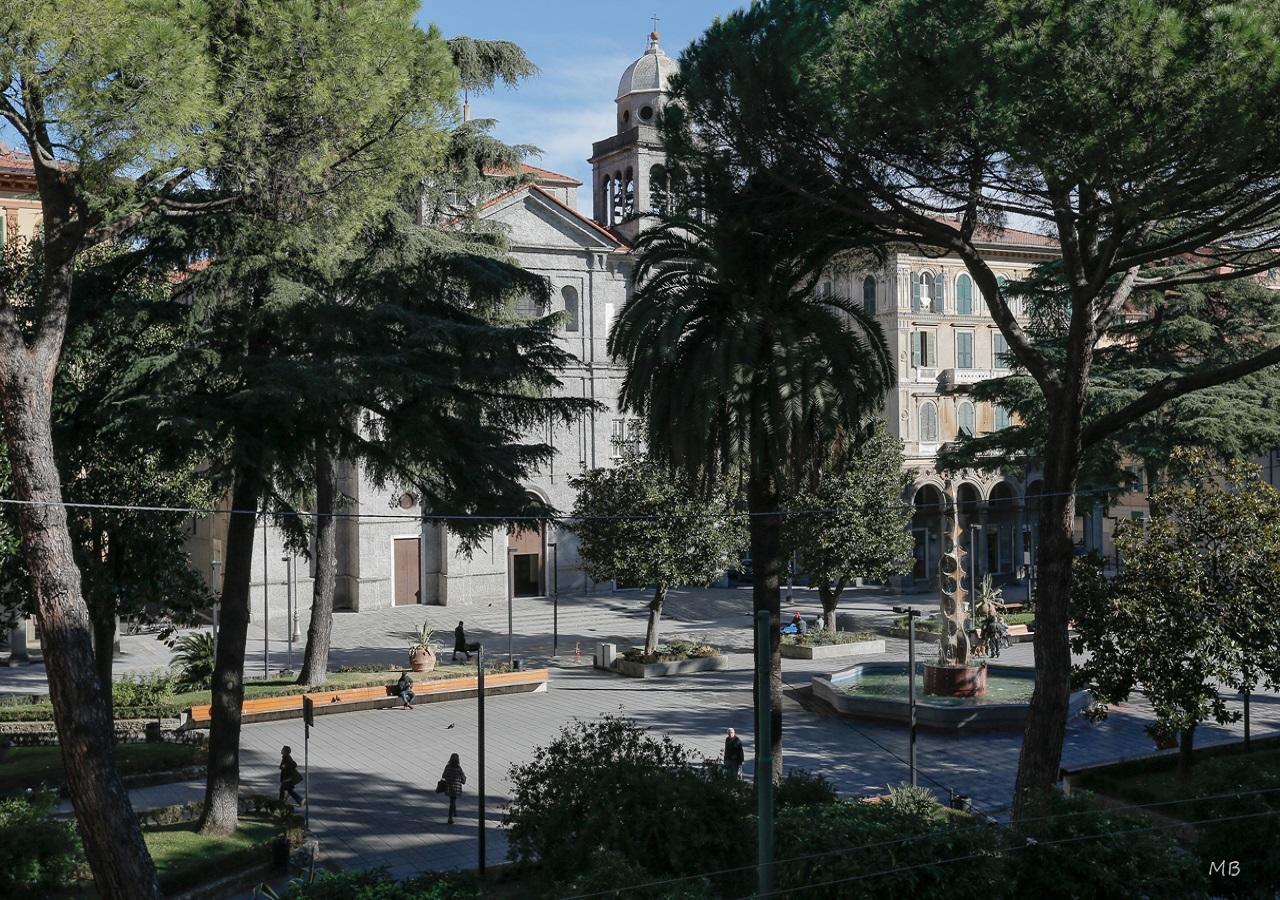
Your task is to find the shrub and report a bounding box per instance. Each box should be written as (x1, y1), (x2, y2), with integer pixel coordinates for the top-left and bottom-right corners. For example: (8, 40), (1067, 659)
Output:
(0, 790), (83, 895)
(504, 716), (752, 894)
(275, 867), (478, 899)
(781, 631), (876, 647)
(112, 671), (176, 710)
(776, 769), (839, 808)
(169, 631), (215, 691)
(1012, 791), (1208, 899)
(620, 640), (718, 664)
(559, 848), (716, 899)
(885, 782), (939, 820)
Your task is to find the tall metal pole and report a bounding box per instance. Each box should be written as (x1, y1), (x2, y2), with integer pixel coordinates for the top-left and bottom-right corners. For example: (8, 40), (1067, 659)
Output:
(262, 509), (270, 678)
(908, 611), (918, 787)
(549, 542), (559, 658)
(506, 548), (516, 667)
(754, 610), (774, 897)
(282, 555), (293, 670)
(475, 644), (486, 875)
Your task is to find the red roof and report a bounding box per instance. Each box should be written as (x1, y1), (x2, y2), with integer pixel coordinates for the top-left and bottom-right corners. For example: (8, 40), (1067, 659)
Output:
(0, 146), (36, 180)
(926, 216), (1058, 250)
(483, 162), (582, 187)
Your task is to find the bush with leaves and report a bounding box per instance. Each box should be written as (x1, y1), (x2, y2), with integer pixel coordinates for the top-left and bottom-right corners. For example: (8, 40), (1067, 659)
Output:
(0, 790), (83, 895)
(504, 716), (753, 894)
(272, 868), (477, 900)
(111, 672), (175, 712)
(775, 769), (839, 809)
(169, 631), (216, 691)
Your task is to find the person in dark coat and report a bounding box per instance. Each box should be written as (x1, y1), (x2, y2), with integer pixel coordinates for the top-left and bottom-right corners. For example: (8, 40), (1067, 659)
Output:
(441, 753), (467, 824)
(279, 746), (303, 805)
(452, 621), (470, 662)
(395, 671), (415, 709)
(724, 728), (745, 780)
(792, 611), (808, 636)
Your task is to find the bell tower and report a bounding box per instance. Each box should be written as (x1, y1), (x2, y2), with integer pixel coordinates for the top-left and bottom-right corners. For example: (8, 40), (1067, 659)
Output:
(589, 26), (679, 242)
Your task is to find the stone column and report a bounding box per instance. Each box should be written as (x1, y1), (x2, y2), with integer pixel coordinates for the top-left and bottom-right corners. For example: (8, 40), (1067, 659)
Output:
(8, 619), (30, 665)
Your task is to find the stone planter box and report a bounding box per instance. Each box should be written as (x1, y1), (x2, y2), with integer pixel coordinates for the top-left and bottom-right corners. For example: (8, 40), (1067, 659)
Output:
(613, 655), (730, 679)
(780, 638), (886, 660)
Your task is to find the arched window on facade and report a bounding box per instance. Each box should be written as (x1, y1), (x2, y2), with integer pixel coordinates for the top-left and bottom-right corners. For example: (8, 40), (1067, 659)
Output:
(957, 400), (976, 437)
(612, 172), (624, 224)
(996, 274), (1012, 315)
(650, 164), (667, 214)
(624, 167), (636, 218)
(956, 273), (974, 315)
(862, 275), (877, 315)
(919, 401), (939, 444)
(561, 286), (580, 332)
(912, 271), (933, 312)
(515, 293), (545, 319)
(933, 271), (946, 313)
(994, 404), (1012, 431)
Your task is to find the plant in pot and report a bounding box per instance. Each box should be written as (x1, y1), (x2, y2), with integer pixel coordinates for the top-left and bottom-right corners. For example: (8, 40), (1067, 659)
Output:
(408, 623), (439, 673)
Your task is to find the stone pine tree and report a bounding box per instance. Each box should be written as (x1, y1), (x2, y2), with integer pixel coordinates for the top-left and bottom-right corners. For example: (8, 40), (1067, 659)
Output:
(569, 446), (746, 655)
(672, 0), (1280, 815)
(611, 162), (894, 779)
(786, 425), (913, 632)
(0, 3), (220, 894)
(1072, 452), (1280, 776)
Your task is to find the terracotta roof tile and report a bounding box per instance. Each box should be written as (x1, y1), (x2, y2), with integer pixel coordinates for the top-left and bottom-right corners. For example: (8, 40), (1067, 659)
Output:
(482, 162), (582, 187)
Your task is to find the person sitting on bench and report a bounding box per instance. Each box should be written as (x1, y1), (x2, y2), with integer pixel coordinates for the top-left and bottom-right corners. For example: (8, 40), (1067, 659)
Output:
(394, 671), (415, 709)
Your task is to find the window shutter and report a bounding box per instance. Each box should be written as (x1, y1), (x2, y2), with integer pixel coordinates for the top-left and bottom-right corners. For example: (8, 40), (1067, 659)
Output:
(911, 273), (921, 311)
(922, 332), (932, 367)
(911, 331), (922, 367)
(934, 272), (946, 311)
(957, 275), (972, 315)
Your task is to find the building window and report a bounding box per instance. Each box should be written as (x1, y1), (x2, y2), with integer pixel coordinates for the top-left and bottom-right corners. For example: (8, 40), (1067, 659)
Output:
(919, 401), (939, 444)
(956, 332), (975, 369)
(515, 294), (545, 318)
(650, 164), (667, 214)
(957, 401), (976, 437)
(862, 275), (877, 315)
(956, 273), (973, 315)
(1126, 465), (1145, 493)
(994, 404), (1012, 430)
(561, 286), (580, 332)
(933, 272), (946, 313)
(911, 331), (934, 368)
(611, 417), (643, 458)
(992, 333), (1010, 368)
(912, 271), (933, 312)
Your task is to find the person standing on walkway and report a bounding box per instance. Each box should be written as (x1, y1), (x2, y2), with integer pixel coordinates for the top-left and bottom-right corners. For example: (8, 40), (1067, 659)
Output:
(441, 753), (467, 824)
(395, 671), (415, 709)
(279, 746), (304, 805)
(724, 728), (745, 780)
(452, 621), (470, 663)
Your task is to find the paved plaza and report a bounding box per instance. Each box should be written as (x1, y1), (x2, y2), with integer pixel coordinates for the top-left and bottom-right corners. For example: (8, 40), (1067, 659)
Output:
(9, 584), (1280, 880)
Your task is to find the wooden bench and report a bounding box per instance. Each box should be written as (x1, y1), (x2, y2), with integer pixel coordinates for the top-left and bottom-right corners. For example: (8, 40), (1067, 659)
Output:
(185, 669), (549, 728)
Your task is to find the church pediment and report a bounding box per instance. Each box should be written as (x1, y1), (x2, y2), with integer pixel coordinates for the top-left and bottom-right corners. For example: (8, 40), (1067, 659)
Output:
(479, 187), (624, 253)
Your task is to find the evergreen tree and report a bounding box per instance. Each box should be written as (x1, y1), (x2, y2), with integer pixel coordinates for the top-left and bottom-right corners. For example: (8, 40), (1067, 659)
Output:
(569, 445), (746, 655)
(786, 426), (914, 632)
(669, 0), (1280, 814)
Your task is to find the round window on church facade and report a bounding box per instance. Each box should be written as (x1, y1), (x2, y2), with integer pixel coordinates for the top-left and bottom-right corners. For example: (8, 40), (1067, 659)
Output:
(640, 105), (653, 121)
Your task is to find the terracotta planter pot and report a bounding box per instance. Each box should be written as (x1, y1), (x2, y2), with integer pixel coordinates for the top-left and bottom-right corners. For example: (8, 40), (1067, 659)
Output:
(409, 646), (436, 673)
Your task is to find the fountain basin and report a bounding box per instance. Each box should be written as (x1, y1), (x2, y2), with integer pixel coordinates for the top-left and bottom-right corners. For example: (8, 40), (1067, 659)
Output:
(812, 661), (1091, 732)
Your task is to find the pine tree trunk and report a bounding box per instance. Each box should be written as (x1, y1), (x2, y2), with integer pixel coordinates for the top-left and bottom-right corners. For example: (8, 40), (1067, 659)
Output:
(1012, 400), (1083, 820)
(0, 357), (161, 899)
(748, 469), (783, 783)
(199, 458), (263, 835)
(90, 598), (116, 724)
(298, 448), (337, 688)
(644, 583), (667, 656)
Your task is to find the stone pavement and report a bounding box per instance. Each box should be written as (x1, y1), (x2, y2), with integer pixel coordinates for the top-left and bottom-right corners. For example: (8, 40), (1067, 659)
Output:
(33, 585), (1277, 882)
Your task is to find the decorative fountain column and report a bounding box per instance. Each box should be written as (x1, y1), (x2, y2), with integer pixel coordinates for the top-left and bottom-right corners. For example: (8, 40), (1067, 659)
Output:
(923, 496), (988, 697)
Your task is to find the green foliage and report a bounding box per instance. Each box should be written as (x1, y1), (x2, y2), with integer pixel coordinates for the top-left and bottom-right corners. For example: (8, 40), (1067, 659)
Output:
(1072, 452), (1280, 750)
(504, 716), (753, 894)
(111, 672), (176, 711)
(619, 640), (719, 664)
(775, 769), (839, 809)
(0, 790), (82, 896)
(885, 782), (940, 821)
(570, 446), (746, 651)
(781, 630), (875, 647)
(273, 867), (478, 899)
(169, 632), (216, 692)
(786, 424), (914, 616)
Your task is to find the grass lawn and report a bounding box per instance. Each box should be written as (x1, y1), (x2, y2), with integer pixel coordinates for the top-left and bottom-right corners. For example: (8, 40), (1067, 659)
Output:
(0, 664), (502, 722)
(0, 742), (202, 792)
(145, 816), (278, 893)
(1076, 744), (1280, 814)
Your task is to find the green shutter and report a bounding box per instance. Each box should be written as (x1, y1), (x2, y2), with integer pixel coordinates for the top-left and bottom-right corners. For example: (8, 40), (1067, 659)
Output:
(911, 273), (921, 311)
(957, 275), (972, 315)
(911, 331), (922, 367)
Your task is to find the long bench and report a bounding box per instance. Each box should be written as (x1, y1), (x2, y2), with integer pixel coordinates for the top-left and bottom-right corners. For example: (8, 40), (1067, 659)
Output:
(185, 669), (549, 728)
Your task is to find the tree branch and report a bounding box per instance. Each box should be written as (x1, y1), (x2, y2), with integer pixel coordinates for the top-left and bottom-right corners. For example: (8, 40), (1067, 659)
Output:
(1081, 345), (1280, 448)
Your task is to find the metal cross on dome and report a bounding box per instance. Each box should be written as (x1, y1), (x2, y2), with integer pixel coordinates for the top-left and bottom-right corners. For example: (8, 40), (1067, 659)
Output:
(651, 13), (660, 33)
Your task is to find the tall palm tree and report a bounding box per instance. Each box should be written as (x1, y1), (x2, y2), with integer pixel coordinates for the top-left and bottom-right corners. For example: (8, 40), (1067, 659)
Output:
(609, 185), (894, 780)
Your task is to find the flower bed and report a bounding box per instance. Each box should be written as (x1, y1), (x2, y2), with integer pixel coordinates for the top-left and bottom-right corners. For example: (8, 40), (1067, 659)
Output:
(614, 642), (728, 678)
(620, 640), (719, 665)
(780, 631), (885, 660)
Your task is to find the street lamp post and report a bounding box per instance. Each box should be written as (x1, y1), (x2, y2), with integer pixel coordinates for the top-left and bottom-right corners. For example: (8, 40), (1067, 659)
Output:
(281, 554), (293, 671)
(893, 605), (921, 787)
(468, 641), (487, 875)
(262, 513), (270, 678)
(210, 559), (223, 656)
(548, 542), (559, 658)
(506, 548), (516, 668)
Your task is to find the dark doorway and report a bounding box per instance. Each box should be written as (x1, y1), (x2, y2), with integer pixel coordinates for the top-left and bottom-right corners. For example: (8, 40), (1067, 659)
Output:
(508, 521), (544, 597)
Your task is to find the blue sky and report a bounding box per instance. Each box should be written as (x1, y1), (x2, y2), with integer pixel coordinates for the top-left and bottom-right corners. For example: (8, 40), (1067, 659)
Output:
(419, 1), (745, 211)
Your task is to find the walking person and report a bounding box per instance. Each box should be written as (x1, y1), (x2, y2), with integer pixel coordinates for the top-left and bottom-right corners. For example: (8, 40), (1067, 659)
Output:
(440, 753), (467, 824)
(452, 621), (470, 663)
(279, 746), (304, 805)
(724, 728), (745, 780)
(395, 671), (415, 709)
